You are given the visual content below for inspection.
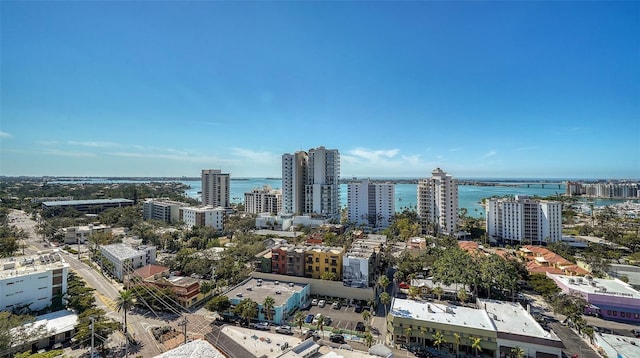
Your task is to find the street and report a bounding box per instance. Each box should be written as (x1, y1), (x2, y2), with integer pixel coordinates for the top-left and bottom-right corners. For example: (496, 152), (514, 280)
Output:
(7, 209), (215, 357)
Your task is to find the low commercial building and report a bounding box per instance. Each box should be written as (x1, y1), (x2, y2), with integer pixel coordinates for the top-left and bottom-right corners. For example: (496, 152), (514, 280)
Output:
(388, 298), (563, 358)
(99, 243), (156, 281)
(180, 206), (225, 230)
(592, 333), (640, 358)
(61, 224), (111, 244)
(10, 310), (78, 353)
(143, 199), (184, 223)
(155, 339), (224, 358)
(152, 276), (208, 309)
(304, 246), (344, 280)
(255, 213), (329, 231)
(343, 235), (385, 288)
(547, 273), (640, 323)
(1, 253), (69, 313)
(519, 246), (589, 276)
(41, 198), (134, 215)
(224, 278), (310, 324)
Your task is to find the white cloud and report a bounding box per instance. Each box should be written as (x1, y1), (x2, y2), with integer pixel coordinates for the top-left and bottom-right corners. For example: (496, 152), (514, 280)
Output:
(0, 131), (12, 138)
(43, 149), (96, 158)
(348, 148), (400, 161)
(107, 151), (220, 163)
(483, 150), (497, 159)
(341, 147), (443, 177)
(231, 148), (280, 163)
(68, 141), (119, 148)
(449, 147), (463, 152)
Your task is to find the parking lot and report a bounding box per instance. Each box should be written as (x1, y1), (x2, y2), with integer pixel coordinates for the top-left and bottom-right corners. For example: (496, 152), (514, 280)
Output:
(298, 297), (377, 335)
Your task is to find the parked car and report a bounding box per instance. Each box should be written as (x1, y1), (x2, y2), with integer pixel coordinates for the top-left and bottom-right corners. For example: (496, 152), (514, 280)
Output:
(332, 301), (341, 309)
(311, 298), (319, 306)
(305, 314), (315, 323)
(355, 321), (365, 332)
(330, 334), (345, 344)
(354, 303), (363, 313)
(312, 313), (323, 324)
(318, 299), (326, 308)
(275, 325), (293, 334)
(253, 322), (269, 330)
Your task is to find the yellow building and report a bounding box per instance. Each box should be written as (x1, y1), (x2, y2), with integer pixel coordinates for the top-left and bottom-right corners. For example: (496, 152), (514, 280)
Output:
(304, 246), (345, 280)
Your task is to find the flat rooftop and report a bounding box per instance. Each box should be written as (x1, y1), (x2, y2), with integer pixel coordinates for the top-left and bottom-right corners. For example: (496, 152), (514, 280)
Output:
(42, 198), (133, 206)
(390, 298), (495, 332)
(101, 243), (155, 260)
(10, 310), (78, 346)
(598, 333), (640, 358)
(155, 339), (224, 358)
(480, 299), (560, 341)
(226, 278), (307, 307)
(0, 253), (68, 279)
(548, 274), (640, 299)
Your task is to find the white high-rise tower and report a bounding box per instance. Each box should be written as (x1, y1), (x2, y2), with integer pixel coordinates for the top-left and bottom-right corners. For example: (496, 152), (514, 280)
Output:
(201, 169), (230, 208)
(347, 179), (395, 228)
(282, 146), (340, 220)
(417, 168), (459, 235)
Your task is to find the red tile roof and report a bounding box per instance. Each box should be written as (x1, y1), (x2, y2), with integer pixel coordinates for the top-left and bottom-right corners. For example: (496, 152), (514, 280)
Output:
(132, 264), (169, 279)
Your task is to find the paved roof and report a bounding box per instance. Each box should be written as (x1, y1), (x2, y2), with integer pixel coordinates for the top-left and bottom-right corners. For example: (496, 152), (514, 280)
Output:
(155, 339), (224, 358)
(10, 310), (78, 346)
(42, 198), (133, 206)
(480, 299), (560, 340)
(598, 333), (640, 358)
(0, 253), (68, 279)
(100, 243), (155, 260)
(390, 298), (495, 332)
(226, 277), (307, 307)
(548, 274), (640, 298)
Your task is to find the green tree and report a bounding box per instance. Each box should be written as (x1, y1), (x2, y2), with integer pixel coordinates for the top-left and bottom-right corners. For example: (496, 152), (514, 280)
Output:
(294, 311), (305, 331)
(457, 288), (469, 304)
(321, 271), (337, 281)
(234, 299), (258, 326)
(432, 286), (444, 301)
(380, 292), (391, 318)
(263, 296), (275, 322)
(115, 290), (136, 340)
(408, 286), (421, 300)
(404, 327), (413, 341)
(0, 236), (20, 257)
(510, 346), (524, 358)
(364, 332), (374, 347)
(362, 310), (372, 326)
(433, 330), (446, 354)
(377, 275), (390, 293)
(453, 332), (461, 358)
(469, 336), (483, 357)
(206, 295), (231, 313)
(316, 314), (325, 334)
(74, 308), (119, 350)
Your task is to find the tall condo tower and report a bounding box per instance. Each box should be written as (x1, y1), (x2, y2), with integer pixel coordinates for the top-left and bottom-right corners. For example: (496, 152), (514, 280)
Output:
(282, 146), (340, 220)
(417, 168), (459, 235)
(201, 169), (230, 208)
(485, 195), (562, 245)
(347, 179), (395, 228)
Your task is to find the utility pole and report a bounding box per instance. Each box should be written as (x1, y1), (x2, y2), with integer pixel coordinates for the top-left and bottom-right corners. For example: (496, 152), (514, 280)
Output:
(77, 238), (81, 259)
(178, 317), (188, 344)
(90, 317), (95, 358)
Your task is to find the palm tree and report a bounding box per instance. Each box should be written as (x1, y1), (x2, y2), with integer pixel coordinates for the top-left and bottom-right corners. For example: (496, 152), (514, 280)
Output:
(510, 346), (525, 358)
(262, 296), (275, 322)
(453, 332), (461, 358)
(432, 286), (444, 301)
(433, 330), (446, 354)
(419, 326), (428, 345)
(115, 290), (136, 336)
(294, 311), (305, 331)
(408, 286), (421, 300)
(316, 314), (325, 334)
(457, 288), (468, 304)
(362, 309), (372, 325)
(380, 292), (391, 318)
(378, 275), (390, 294)
(469, 336), (482, 357)
(364, 332), (374, 348)
(404, 327), (413, 343)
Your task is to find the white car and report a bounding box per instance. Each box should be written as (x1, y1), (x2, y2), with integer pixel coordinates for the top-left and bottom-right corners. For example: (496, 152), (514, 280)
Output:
(318, 299), (326, 308)
(311, 298), (319, 306)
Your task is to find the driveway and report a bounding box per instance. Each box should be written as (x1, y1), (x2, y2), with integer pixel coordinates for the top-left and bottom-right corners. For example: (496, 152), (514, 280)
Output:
(549, 322), (599, 358)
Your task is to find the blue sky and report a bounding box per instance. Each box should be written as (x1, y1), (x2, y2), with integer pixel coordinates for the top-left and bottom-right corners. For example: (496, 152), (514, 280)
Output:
(1, 2), (639, 179)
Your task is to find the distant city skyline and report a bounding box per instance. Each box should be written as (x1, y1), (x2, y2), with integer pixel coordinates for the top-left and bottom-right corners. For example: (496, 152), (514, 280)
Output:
(1, 2), (639, 179)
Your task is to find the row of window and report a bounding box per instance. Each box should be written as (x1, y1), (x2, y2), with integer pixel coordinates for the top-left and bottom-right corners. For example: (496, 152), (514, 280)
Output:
(606, 310), (640, 319)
